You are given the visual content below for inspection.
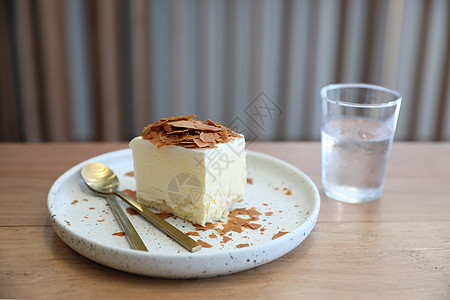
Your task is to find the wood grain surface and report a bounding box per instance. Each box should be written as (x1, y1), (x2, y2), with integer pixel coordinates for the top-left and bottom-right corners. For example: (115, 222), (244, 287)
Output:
(0, 142), (449, 299)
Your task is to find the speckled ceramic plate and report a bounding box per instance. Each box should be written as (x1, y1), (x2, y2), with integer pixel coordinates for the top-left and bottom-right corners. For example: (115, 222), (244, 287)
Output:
(48, 149), (320, 278)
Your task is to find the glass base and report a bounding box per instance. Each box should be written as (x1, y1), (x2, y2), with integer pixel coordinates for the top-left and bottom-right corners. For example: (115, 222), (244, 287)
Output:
(323, 184), (382, 204)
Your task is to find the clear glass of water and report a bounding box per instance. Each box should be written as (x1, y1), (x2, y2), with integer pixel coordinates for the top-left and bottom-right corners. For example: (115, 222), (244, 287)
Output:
(321, 83), (402, 203)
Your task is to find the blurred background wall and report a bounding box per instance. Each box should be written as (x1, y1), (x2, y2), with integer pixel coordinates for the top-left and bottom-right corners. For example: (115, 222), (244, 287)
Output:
(1, 0), (449, 142)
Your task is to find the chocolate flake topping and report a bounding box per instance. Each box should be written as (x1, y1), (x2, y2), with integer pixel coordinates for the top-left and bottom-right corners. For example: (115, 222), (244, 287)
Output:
(141, 115), (242, 149)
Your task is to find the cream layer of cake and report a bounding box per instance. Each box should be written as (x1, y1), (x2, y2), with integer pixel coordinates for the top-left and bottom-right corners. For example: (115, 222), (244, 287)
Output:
(129, 136), (246, 226)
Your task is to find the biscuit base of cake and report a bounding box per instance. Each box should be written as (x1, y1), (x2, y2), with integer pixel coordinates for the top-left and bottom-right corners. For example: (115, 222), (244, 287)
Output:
(136, 193), (243, 226)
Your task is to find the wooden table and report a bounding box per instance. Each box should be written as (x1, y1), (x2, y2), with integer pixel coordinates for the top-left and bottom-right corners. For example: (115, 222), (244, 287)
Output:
(1, 142), (449, 299)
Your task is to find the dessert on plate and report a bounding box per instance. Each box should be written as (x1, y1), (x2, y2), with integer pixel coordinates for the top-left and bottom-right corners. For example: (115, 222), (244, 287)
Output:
(129, 115), (246, 226)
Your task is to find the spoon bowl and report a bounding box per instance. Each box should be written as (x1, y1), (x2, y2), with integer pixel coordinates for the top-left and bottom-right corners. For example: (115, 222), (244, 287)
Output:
(81, 163), (148, 251)
(81, 163), (119, 194)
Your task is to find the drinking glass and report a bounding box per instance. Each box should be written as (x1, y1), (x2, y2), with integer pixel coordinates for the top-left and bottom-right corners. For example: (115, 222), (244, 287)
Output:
(321, 83), (402, 203)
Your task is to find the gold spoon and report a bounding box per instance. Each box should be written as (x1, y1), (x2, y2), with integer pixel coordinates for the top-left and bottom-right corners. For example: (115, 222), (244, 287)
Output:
(81, 163), (202, 253)
(81, 166), (148, 251)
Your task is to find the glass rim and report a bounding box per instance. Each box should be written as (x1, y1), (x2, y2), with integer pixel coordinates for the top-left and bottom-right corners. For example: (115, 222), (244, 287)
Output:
(321, 83), (402, 108)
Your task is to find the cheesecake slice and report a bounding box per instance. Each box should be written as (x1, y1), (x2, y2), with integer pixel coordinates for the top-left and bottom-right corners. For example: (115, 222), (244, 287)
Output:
(129, 115), (246, 226)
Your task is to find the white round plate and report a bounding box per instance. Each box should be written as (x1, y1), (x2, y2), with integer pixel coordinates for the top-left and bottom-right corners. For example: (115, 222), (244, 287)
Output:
(48, 149), (320, 278)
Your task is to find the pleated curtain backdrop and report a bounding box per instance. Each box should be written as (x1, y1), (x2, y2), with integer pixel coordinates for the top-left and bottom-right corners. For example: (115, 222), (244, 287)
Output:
(1, 0), (449, 142)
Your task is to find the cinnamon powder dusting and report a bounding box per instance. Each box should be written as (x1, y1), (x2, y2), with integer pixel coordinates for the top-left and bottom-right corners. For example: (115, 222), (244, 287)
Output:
(141, 115), (242, 149)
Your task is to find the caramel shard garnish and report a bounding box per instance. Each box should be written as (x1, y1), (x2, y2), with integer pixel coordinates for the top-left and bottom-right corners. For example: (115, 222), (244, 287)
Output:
(126, 207), (139, 215)
(195, 222), (217, 231)
(200, 132), (219, 143)
(165, 128), (190, 135)
(163, 123), (172, 132)
(167, 120), (199, 129)
(161, 115), (196, 121)
(193, 137), (212, 148)
(247, 207), (262, 216)
(272, 231), (289, 240)
(112, 232), (126, 236)
(246, 223), (262, 230)
(156, 211), (173, 219)
(197, 240), (213, 248)
(186, 231), (200, 236)
(222, 236), (232, 243)
(140, 115), (242, 149)
(122, 189), (137, 201)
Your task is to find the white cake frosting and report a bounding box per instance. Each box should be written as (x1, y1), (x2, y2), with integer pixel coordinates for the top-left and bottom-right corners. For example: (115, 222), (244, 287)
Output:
(129, 136), (246, 226)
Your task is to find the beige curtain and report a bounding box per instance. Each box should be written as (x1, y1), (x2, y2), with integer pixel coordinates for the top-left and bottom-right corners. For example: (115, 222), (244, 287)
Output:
(1, 0), (449, 142)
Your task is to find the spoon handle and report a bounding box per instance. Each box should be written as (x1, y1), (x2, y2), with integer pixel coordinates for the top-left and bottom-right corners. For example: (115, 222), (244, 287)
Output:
(103, 194), (148, 252)
(114, 190), (202, 253)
